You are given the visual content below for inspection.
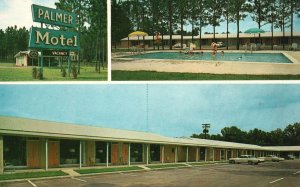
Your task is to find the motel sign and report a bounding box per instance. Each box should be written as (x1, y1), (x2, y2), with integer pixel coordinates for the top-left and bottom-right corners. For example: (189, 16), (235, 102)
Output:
(29, 27), (79, 50)
(29, 5), (80, 50)
(28, 4), (79, 76)
(31, 4), (77, 28)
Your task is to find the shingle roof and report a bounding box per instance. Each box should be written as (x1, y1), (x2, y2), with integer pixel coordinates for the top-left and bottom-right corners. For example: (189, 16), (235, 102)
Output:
(0, 116), (299, 152)
(121, 32), (300, 41)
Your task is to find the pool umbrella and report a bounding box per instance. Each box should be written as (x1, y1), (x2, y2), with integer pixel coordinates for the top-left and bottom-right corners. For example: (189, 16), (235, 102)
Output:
(128, 31), (148, 37)
(244, 28), (265, 34)
(128, 31), (148, 49)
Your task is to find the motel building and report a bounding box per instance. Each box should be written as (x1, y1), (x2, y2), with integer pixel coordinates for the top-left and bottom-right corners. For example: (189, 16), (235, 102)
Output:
(118, 32), (300, 50)
(0, 116), (299, 174)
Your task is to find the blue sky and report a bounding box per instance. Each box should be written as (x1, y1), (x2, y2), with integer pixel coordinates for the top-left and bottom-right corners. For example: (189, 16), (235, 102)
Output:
(1, 84), (300, 137)
(0, 0), (58, 30)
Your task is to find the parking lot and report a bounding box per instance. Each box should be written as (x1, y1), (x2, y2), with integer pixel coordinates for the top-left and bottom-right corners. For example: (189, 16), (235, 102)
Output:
(1, 160), (300, 187)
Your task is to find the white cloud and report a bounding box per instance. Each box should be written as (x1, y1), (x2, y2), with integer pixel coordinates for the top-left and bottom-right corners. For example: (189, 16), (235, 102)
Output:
(0, 0), (57, 30)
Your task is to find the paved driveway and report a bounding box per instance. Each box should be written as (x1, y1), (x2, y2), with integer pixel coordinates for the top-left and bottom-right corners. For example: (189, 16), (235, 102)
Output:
(1, 160), (300, 187)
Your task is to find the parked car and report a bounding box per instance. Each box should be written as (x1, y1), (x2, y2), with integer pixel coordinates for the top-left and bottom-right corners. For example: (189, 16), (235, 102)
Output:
(287, 155), (295, 160)
(173, 43), (187, 49)
(229, 155), (259, 165)
(258, 155), (284, 162)
(216, 42), (226, 48)
(257, 157), (265, 163)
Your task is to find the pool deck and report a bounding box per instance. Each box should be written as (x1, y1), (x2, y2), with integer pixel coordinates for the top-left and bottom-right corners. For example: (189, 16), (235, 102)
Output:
(112, 50), (300, 75)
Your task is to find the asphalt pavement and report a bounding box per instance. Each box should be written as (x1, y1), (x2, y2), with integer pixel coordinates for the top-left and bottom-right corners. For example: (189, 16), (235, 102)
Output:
(1, 160), (300, 187)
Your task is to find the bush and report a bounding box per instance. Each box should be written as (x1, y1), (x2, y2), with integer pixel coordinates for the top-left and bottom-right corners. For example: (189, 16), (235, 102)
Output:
(72, 65), (77, 79)
(61, 67), (67, 77)
(32, 67), (37, 79)
(37, 68), (43, 80)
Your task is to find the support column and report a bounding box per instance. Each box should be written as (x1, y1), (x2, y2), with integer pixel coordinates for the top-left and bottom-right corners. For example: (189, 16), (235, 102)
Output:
(186, 147), (189, 163)
(146, 144), (149, 165)
(128, 144), (131, 166)
(212, 148), (215, 162)
(225, 149), (228, 160)
(68, 50), (71, 77)
(0, 136), (3, 174)
(106, 142), (109, 167)
(45, 139), (48, 171)
(205, 148), (207, 162)
(196, 147), (199, 162)
(175, 146), (178, 163)
(79, 140), (82, 168)
(161, 145), (164, 164)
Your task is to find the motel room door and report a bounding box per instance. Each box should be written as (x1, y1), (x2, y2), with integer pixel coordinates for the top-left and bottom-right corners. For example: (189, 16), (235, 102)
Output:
(48, 141), (60, 167)
(111, 143), (119, 165)
(27, 140), (41, 168)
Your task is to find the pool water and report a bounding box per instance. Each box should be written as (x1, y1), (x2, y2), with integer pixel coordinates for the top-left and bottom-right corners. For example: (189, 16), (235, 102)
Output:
(124, 52), (292, 64)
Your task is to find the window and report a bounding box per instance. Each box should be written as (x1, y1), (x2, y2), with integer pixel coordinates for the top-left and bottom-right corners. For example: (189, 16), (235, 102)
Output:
(95, 141), (111, 164)
(3, 136), (27, 166)
(60, 140), (80, 165)
(150, 144), (160, 162)
(130, 143), (143, 162)
(199, 147), (206, 161)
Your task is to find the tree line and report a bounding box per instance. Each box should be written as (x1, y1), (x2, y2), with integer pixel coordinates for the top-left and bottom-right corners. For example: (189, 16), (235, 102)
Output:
(191, 122), (300, 146)
(0, 26), (28, 62)
(112, 0), (300, 50)
(55, 0), (107, 72)
(0, 0), (107, 72)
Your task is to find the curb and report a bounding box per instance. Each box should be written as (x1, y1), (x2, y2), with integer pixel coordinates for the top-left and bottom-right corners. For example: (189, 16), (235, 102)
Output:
(74, 169), (148, 177)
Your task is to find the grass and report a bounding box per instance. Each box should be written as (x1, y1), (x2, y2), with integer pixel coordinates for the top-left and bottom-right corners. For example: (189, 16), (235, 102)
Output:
(75, 166), (143, 174)
(189, 161), (228, 166)
(0, 171), (67, 181)
(147, 163), (187, 169)
(0, 62), (15, 67)
(112, 70), (300, 80)
(0, 66), (107, 81)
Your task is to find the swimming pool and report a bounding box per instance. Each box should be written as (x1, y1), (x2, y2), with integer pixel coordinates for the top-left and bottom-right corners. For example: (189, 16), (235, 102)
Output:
(124, 52), (293, 64)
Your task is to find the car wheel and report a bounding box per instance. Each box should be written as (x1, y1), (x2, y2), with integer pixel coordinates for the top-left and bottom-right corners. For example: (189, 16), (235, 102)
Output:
(248, 161), (253, 165)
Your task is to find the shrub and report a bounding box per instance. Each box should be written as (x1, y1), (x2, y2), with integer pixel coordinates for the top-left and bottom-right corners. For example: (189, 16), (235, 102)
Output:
(61, 67), (67, 77)
(37, 68), (43, 80)
(72, 65), (77, 79)
(32, 67), (37, 79)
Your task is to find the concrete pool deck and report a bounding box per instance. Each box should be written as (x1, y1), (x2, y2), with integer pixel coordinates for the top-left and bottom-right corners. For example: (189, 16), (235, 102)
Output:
(112, 50), (300, 75)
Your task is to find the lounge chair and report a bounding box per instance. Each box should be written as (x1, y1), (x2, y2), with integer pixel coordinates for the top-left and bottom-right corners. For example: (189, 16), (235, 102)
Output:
(250, 43), (256, 51)
(291, 43), (298, 51)
(256, 43), (262, 50)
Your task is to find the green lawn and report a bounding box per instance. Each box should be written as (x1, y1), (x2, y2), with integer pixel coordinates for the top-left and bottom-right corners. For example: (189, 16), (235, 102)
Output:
(112, 70), (300, 80)
(0, 66), (107, 81)
(0, 62), (15, 67)
(146, 163), (187, 169)
(0, 171), (67, 181)
(189, 161), (228, 166)
(75, 166), (143, 174)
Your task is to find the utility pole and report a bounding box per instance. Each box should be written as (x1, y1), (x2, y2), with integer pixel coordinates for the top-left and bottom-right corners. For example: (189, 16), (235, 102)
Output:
(202, 123), (211, 139)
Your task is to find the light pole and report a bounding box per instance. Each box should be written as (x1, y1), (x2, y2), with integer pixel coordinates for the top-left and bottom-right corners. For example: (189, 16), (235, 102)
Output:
(202, 123), (211, 139)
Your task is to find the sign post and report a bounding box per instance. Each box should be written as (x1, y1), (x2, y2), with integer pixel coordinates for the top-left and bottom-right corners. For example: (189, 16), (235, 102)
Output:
(28, 4), (79, 78)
